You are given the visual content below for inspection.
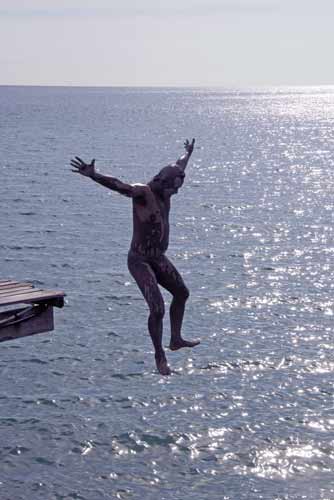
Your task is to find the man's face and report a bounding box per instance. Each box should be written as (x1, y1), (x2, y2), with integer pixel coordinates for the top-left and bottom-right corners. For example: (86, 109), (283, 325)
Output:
(151, 166), (185, 196)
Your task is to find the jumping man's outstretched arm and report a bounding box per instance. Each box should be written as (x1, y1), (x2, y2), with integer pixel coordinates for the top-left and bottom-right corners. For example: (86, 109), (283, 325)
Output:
(70, 157), (141, 198)
(176, 138), (195, 171)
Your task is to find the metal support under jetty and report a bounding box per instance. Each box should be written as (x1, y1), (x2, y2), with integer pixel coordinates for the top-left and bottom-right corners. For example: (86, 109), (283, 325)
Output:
(0, 279), (65, 342)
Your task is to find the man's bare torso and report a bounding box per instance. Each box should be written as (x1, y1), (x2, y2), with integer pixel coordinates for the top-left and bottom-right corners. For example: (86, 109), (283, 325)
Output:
(130, 185), (170, 258)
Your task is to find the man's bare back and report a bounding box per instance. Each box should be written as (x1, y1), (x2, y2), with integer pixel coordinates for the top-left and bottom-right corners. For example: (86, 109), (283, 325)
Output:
(71, 139), (199, 375)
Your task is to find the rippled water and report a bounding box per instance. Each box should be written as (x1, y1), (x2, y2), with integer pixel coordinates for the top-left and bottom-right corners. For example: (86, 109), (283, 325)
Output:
(1, 86), (334, 499)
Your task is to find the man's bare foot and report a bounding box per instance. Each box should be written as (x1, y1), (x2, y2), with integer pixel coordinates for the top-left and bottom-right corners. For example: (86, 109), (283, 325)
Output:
(169, 338), (201, 351)
(155, 356), (171, 376)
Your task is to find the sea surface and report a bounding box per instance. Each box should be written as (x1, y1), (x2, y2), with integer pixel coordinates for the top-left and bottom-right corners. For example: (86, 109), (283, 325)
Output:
(0, 86), (334, 500)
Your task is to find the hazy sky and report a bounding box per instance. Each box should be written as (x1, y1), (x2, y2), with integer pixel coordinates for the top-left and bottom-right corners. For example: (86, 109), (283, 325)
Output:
(0, 0), (333, 86)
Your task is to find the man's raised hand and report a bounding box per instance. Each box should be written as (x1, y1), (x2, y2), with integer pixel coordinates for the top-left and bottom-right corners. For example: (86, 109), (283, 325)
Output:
(184, 138), (195, 155)
(71, 157), (96, 177)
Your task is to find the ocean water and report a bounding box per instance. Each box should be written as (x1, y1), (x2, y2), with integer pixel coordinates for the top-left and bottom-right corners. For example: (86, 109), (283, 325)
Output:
(0, 85), (334, 500)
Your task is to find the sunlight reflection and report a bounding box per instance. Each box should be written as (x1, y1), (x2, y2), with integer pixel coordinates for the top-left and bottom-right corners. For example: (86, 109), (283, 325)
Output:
(245, 441), (332, 479)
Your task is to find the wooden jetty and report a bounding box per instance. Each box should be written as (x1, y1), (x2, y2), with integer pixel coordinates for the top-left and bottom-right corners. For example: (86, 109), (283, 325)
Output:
(0, 279), (65, 342)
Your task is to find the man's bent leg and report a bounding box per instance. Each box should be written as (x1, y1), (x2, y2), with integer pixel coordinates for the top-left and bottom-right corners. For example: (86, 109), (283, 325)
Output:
(128, 252), (171, 375)
(152, 256), (200, 351)
(169, 288), (200, 350)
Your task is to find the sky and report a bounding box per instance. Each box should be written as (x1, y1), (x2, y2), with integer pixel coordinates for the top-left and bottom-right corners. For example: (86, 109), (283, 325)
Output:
(0, 0), (333, 87)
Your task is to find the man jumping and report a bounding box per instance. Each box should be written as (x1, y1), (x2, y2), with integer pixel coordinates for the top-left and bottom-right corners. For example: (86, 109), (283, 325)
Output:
(71, 139), (199, 375)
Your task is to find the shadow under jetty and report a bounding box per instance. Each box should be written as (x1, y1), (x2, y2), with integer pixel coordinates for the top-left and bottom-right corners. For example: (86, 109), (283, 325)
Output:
(0, 279), (65, 342)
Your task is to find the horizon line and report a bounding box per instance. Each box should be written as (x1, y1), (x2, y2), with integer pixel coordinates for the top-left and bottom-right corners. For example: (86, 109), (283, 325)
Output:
(1, 83), (334, 89)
